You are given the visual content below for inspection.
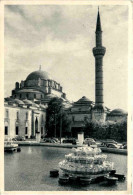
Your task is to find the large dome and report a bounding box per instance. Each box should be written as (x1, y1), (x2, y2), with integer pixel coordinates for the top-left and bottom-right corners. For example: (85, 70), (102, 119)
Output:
(26, 70), (51, 81)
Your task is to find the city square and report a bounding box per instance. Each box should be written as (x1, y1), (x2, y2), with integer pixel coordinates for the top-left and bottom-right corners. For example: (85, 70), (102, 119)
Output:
(3, 2), (130, 193)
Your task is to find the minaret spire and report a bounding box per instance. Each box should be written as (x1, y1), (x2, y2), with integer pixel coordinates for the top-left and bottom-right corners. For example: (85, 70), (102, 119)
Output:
(96, 8), (102, 32)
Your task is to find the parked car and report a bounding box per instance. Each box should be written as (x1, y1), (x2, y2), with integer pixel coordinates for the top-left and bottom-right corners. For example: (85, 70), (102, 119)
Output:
(52, 138), (60, 143)
(12, 136), (25, 141)
(100, 140), (118, 147)
(84, 138), (95, 142)
(107, 143), (120, 149)
(120, 143), (127, 149)
(95, 140), (102, 147)
(83, 138), (97, 147)
(123, 144), (127, 149)
(43, 138), (56, 143)
(62, 138), (79, 145)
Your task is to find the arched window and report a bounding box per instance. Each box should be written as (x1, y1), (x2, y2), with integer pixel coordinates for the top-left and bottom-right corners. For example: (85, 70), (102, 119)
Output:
(84, 116), (87, 121)
(16, 111), (19, 120)
(42, 115), (43, 122)
(35, 117), (38, 133)
(72, 116), (75, 122)
(41, 127), (43, 134)
(16, 126), (19, 135)
(26, 112), (28, 120)
(34, 94), (36, 99)
(26, 94), (29, 98)
(6, 110), (9, 118)
(5, 126), (8, 135)
(25, 127), (28, 134)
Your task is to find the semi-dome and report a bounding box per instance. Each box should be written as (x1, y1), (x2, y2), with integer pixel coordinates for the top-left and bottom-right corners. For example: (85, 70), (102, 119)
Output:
(109, 108), (127, 116)
(26, 70), (51, 81)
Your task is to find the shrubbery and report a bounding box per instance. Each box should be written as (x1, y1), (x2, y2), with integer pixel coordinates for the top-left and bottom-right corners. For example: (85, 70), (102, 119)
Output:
(84, 120), (127, 142)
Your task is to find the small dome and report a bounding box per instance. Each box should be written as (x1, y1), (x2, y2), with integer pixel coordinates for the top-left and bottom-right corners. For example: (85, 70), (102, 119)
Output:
(5, 97), (14, 102)
(33, 103), (40, 108)
(109, 108), (127, 116)
(23, 99), (33, 105)
(26, 70), (51, 81)
(14, 99), (24, 105)
(40, 104), (47, 109)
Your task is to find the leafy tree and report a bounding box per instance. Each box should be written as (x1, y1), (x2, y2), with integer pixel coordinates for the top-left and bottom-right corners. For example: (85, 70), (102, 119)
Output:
(84, 120), (94, 138)
(45, 97), (71, 137)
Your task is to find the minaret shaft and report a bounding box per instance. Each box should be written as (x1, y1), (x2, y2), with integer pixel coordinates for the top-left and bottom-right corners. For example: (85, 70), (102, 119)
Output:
(93, 10), (106, 107)
(95, 58), (103, 104)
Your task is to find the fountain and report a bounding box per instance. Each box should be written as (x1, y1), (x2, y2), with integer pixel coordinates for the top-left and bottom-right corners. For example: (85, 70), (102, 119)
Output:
(58, 146), (122, 185)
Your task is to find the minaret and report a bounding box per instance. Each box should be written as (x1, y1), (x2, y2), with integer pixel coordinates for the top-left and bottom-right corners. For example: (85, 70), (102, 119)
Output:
(92, 9), (106, 122)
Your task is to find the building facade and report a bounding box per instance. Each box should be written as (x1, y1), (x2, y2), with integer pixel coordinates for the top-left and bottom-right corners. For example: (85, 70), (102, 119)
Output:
(4, 99), (46, 139)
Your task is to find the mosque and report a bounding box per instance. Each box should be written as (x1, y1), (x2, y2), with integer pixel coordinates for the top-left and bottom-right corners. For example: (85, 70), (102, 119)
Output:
(4, 10), (127, 139)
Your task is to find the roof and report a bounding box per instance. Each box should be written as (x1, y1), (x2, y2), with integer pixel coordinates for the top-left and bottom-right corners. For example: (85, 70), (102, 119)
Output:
(23, 99), (33, 105)
(26, 70), (51, 81)
(5, 98), (24, 105)
(14, 99), (24, 105)
(17, 89), (42, 93)
(109, 109), (128, 116)
(4, 97), (46, 110)
(74, 96), (94, 106)
(40, 104), (47, 109)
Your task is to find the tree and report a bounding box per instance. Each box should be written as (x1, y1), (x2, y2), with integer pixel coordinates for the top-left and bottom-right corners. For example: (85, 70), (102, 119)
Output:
(45, 97), (71, 137)
(84, 118), (127, 142)
(84, 120), (95, 138)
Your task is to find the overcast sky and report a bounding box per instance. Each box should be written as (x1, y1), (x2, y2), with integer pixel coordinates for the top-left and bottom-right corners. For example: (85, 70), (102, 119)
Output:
(4, 4), (128, 110)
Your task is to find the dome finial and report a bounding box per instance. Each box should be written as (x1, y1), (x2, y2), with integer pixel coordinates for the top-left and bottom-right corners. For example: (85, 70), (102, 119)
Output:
(39, 65), (41, 71)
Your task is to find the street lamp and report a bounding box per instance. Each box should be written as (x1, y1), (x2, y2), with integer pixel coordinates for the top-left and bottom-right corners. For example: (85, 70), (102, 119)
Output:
(60, 108), (62, 144)
(52, 110), (56, 138)
(54, 113), (57, 138)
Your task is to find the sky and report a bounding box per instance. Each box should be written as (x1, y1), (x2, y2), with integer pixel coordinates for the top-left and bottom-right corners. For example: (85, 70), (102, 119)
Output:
(4, 4), (128, 111)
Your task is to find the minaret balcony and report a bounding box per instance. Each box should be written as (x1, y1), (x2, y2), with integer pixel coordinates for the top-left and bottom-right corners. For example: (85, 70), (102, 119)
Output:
(93, 46), (106, 57)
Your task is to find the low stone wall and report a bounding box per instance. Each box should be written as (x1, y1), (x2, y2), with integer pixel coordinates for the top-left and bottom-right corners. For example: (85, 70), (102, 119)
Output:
(16, 141), (81, 148)
(100, 147), (127, 155)
(15, 141), (127, 155)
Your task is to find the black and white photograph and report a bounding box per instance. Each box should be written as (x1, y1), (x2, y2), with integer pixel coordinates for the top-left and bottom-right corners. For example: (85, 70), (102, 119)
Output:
(0, 0), (132, 194)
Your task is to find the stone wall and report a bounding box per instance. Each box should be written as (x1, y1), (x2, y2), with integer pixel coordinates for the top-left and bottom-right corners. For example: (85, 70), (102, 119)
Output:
(107, 115), (127, 122)
(92, 110), (106, 122)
